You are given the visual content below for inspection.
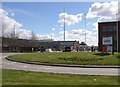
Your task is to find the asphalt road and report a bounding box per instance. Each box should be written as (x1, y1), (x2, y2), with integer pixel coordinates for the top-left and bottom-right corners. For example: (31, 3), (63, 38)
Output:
(1, 53), (119, 76)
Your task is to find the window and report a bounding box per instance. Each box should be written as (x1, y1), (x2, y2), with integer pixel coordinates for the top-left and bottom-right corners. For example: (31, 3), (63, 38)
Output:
(102, 26), (107, 31)
(113, 25), (117, 31)
(108, 26), (113, 31)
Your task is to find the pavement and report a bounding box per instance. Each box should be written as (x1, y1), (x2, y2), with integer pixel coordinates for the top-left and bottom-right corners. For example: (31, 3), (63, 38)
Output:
(1, 53), (120, 76)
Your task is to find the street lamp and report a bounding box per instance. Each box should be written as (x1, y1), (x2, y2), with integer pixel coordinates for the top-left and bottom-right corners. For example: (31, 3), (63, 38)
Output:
(84, 13), (87, 51)
(84, 13), (86, 43)
(63, 3), (66, 51)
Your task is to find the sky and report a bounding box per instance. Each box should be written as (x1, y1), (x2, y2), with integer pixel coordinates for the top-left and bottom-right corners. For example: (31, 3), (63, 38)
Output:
(1, 1), (119, 46)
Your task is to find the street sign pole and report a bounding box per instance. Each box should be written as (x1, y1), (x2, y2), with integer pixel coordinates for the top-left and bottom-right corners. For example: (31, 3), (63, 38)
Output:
(112, 36), (114, 55)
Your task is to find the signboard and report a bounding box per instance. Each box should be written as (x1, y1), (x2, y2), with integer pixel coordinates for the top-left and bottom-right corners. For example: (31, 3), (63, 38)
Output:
(102, 37), (112, 45)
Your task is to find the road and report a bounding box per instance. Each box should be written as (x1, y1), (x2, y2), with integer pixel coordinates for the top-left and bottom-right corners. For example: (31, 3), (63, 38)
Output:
(1, 53), (119, 76)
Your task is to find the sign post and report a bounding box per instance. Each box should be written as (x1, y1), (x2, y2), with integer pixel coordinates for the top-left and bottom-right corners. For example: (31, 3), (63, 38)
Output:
(112, 36), (114, 55)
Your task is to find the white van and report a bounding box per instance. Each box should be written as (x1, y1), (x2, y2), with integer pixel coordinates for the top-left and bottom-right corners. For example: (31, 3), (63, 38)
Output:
(45, 49), (53, 52)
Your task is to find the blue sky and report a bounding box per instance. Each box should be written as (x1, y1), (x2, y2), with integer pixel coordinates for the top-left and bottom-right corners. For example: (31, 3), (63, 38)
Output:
(3, 2), (93, 33)
(1, 1), (118, 46)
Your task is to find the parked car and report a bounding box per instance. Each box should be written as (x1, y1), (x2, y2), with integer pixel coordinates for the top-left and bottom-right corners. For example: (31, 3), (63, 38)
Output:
(63, 47), (71, 52)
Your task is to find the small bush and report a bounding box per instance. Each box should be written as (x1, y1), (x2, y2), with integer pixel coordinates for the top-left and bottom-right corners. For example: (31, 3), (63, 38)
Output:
(58, 57), (99, 62)
(94, 52), (111, 56)
(117, 54), (120, 58)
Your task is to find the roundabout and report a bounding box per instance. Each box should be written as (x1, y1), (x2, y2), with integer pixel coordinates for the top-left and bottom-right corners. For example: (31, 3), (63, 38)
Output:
(1, 53), (119, 76)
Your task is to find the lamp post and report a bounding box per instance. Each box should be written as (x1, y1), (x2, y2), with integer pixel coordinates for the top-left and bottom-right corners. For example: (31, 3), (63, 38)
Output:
(84, 13), (87, 51)
(84, 13), (86, 43)
(63, 3), (66, 51)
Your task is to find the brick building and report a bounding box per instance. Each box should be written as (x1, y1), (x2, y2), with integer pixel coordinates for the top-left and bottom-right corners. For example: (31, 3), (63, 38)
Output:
(98, 21), (120, 52)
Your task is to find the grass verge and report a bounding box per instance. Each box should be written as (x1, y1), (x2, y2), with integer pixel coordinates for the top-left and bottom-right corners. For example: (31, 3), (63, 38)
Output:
(2, 69), (119, 85)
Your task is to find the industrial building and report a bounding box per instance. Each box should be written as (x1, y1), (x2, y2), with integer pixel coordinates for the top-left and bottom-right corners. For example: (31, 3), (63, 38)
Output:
(1, 37), (80, 52)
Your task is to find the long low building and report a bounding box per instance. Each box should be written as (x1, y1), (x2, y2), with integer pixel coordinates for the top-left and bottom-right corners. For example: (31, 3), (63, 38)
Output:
(1, 37), (80, 52)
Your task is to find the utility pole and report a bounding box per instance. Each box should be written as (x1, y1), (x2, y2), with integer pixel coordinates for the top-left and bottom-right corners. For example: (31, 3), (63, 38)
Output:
(63, 2), (66, 51)
(84, 13), (87, 52)
(84, 13), (86, 43)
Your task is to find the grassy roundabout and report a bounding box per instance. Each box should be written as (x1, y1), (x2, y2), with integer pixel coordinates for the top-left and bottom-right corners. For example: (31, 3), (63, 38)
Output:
(2, 69), (119, 85)
(7, 52), (119, 65)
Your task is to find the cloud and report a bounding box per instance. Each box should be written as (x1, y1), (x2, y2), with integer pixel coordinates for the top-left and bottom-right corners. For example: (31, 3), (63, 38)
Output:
(13, 8), (41, 18)
(92, 22), (98, 36)
(0, 9), (22, 37)
(15, 29), (32, 39)
(52, 28), (55, 31)
(86, 1), (119, 22)
(92, 22), (98, 31)
(36, 34), (53, 40)
(59, 28), (98, 46)
(58, 13), (83, 26)
(0, 8), (52, 40)
(0, 8), (34, 39)
(59, 30), (69, 39)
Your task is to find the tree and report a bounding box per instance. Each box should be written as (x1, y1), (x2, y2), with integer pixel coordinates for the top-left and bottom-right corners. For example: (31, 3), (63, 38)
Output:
(31, 31), (38, 40)
(10, 25), (16, 39)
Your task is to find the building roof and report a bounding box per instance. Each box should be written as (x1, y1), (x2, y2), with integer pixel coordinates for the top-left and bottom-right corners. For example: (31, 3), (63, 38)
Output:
(98, 21), (120, 23)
